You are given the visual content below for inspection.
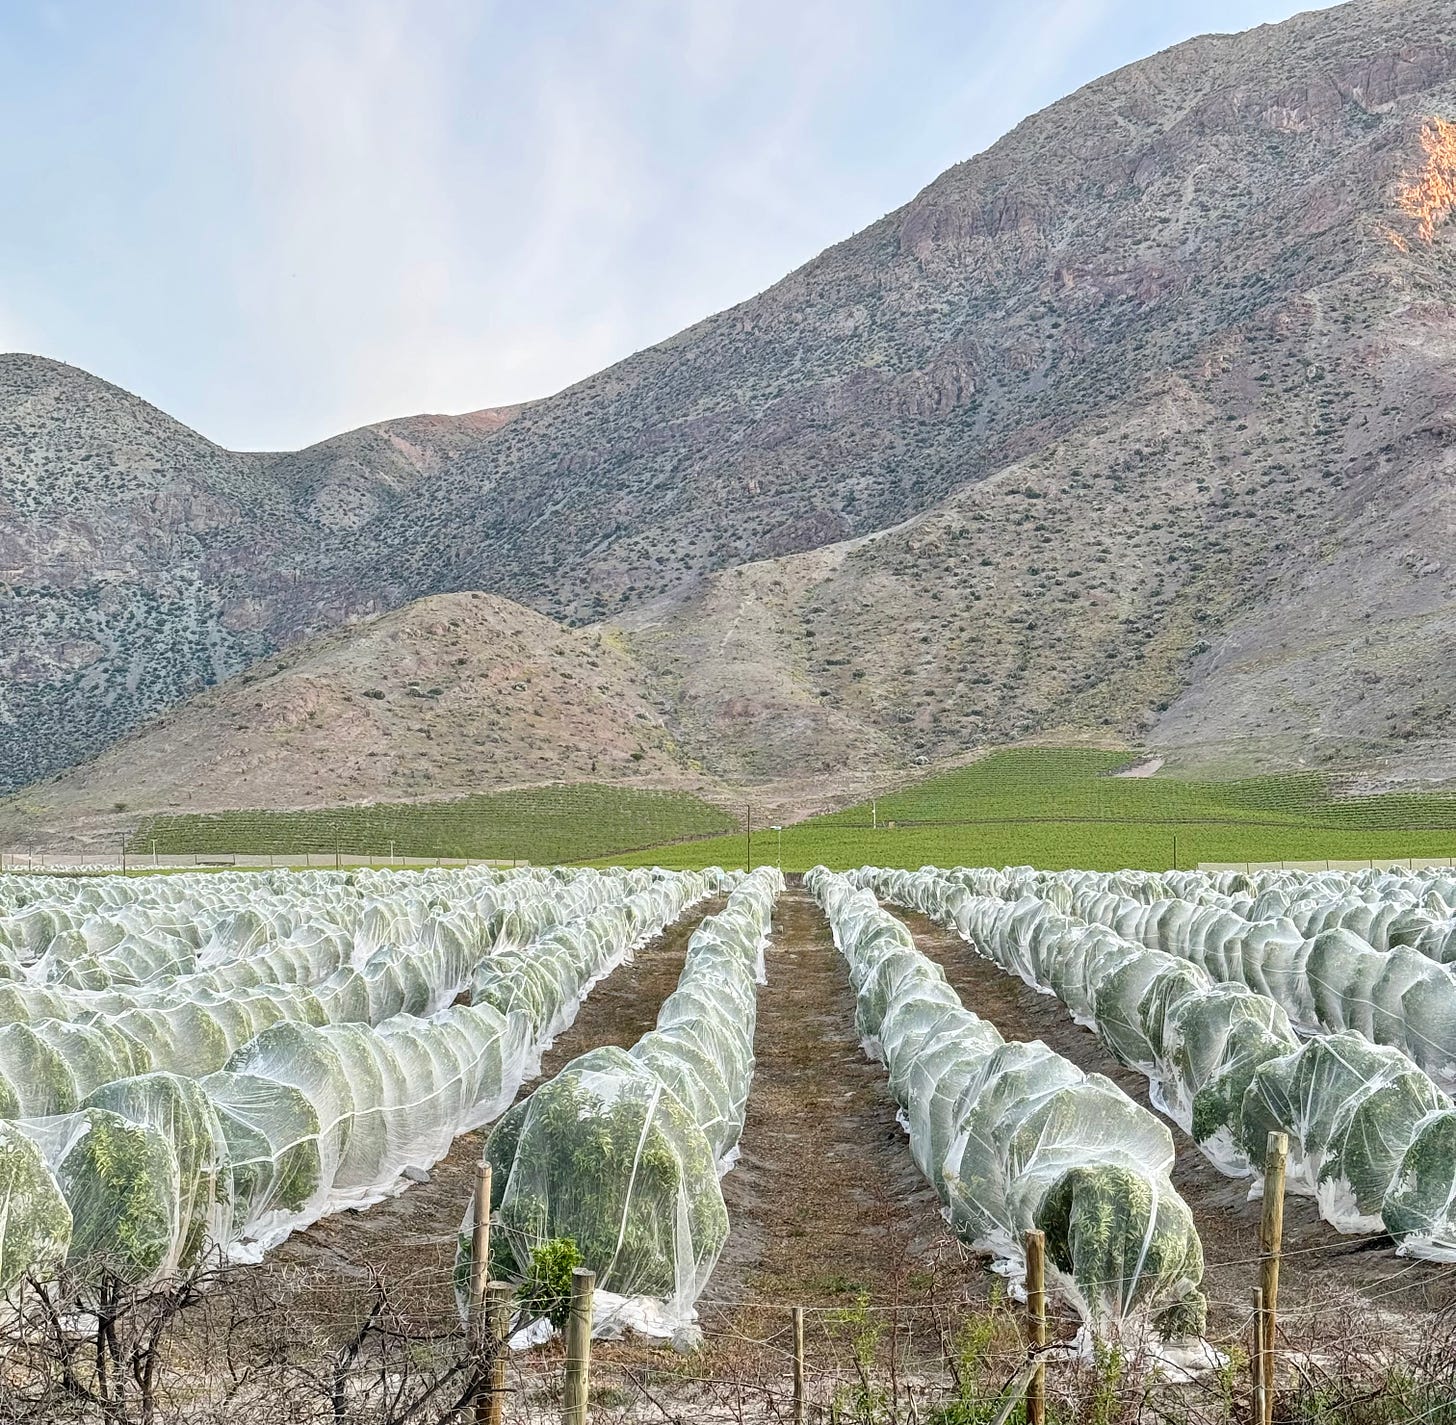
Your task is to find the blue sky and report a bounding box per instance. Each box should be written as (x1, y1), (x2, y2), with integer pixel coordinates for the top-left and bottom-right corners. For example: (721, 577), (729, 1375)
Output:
(2, 0), (1339, 450)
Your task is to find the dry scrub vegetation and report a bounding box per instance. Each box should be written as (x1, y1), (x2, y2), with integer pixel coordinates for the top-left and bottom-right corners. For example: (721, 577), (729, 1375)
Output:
(4, 1261), (1456, 1425)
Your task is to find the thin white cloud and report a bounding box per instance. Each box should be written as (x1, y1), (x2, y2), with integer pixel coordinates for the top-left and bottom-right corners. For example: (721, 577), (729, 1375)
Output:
(0, 301), (30, 355)
(3, 0), (1341, 449)
(209, 0), (484, 441)
(200, 0), (899, 445)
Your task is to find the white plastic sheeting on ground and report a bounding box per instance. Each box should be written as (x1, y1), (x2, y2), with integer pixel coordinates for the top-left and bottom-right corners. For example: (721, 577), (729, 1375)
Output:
(809, 868), (1208, 1347)
(862, 866), (1456, 1262)
(0, 869), (717, 1296)
(461, 867), (782, 1339)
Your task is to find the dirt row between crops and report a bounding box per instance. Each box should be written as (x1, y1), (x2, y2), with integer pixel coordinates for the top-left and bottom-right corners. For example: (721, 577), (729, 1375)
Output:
(699, 889), (988, 1335)
(898, 907), (1456, 1344)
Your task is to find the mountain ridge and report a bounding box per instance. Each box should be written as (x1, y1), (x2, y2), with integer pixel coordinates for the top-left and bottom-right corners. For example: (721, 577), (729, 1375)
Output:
(3, 0), (1455, 811)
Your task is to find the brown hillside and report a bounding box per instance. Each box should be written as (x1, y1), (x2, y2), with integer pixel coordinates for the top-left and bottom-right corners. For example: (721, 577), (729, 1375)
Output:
(4, 593), (703, 830)
(4, 0), (1456, 801)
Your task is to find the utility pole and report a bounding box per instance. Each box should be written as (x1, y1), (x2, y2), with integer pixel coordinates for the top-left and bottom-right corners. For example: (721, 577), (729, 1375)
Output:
(120, 837), (127, 875)
(773, 825), (782, 869)
(746, 804), (752, 872)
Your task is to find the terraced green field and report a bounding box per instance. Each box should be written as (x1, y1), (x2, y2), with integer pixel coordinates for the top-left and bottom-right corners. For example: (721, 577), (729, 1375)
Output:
(126, 784), (735, 867)
(604, 750), (1456, 872)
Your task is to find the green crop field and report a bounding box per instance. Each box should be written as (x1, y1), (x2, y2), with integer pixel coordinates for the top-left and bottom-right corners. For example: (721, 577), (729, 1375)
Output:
(126, 784), (735, 867)
(601, 750), (1456, 872)
(118, 751), (1456, 873)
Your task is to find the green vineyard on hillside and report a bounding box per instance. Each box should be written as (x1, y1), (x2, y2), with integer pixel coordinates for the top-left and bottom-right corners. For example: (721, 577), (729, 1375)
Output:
(609, 750), (1456, 872)
(127, 784), (735, 866)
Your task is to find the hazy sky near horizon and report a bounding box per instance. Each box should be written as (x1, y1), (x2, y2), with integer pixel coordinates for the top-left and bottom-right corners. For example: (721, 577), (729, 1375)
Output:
(3, 0), (1339, 450)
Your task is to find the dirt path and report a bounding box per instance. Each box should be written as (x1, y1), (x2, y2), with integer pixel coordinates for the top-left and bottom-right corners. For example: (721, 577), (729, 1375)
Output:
(700, 889), (987, 1346)
(263, 899), (722, 1324)
(899, 909), (1456, 1341)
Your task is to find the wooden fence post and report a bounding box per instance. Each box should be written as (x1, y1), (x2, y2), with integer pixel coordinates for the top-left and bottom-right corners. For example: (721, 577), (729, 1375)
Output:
(1259, 1132), (1288, 1425)
(1251, 1287), (1265, 1425)
(480, 1280), (513, 1425)
(562, 1267), (595, 1425)
(469, 1161), (492, 1342)
(792, 1305), (806, 1425)
(1025, 1228), (1047, 1425)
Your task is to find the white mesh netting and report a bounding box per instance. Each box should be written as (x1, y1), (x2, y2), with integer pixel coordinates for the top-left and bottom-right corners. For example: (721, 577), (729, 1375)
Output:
(459, 867), (783, 1337)
(859, 866), (1456, 1261)
(807, 868), (1208, 1346)
(0, 866), (724, 1293)
(0, 869), (665, 1106)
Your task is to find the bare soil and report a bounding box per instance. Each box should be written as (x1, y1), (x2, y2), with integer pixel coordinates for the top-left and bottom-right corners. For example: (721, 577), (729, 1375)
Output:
(702, 889), (987, 1318)
(898, 909), (1456, 1343)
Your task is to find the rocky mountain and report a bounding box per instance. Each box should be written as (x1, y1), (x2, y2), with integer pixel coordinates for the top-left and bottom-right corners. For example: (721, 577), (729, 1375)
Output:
(4, 0), (1455, 813)
(0, 355), (520, 789)
(0, 592), (706, 841)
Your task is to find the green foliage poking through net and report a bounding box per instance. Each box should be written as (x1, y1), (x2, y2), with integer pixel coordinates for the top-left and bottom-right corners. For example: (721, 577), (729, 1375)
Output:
(49, 1109), (179, 1283)
(83, 1072), (225, 1270)
(1383, 1111), (1456, 1249)
(524, 1237), (585, 1331)
(1037, 1165), (1207, 1340)
(494, 1048), (728, 1302)
(0, 1125), (72, 1294)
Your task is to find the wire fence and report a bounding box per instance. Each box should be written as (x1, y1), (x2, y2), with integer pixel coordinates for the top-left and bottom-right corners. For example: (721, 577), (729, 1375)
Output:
(4, 1253), (1453, 1425)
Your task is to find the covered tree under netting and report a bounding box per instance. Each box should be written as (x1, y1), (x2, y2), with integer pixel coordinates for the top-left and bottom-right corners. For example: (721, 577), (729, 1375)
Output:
(0, 868), (722, 1294)
(0, 866), (675, 990)
(0, 869), (705, 1115)
(458, 868), (782, 1336)
(861, 866), (1456, 1262)
(808, 868), (1208, 1347)
(932, 867), (1456, 1070)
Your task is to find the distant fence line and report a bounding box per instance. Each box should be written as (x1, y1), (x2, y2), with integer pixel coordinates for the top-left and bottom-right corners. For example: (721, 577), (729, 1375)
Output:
(1200, 858), (1456, 872)
(0, 851), (516, 874)
(5, 849), (1456, 878)
(830, 812), (1456, 831)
